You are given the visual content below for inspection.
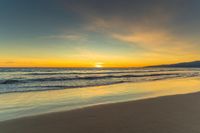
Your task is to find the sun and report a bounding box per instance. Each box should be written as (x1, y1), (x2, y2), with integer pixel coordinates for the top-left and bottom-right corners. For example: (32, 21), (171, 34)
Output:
(95, 62), (103, 68)
(95, 64), (102, 68)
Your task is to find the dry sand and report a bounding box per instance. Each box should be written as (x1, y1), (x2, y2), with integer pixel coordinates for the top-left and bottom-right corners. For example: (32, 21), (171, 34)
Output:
(1, 92), (200, 133)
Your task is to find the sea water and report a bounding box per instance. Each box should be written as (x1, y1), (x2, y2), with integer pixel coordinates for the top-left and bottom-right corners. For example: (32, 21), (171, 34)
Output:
(0, 68), (200, 121)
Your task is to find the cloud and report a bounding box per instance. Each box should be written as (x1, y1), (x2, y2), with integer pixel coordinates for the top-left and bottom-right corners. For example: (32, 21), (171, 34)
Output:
(83, 15), (199, 55)
(111, 31), (194, 53)
(112, 31), (170, 46)
(63, 0), (200, 64)
(44, 34), (82, 40)
(42, 0), (200, 65)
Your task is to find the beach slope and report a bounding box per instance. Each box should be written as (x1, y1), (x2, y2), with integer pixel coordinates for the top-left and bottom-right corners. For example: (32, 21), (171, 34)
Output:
(1, 92), (200, 133)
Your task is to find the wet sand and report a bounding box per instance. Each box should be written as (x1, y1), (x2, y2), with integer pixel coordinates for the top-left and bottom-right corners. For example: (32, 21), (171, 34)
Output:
(1, 92), (200, 133)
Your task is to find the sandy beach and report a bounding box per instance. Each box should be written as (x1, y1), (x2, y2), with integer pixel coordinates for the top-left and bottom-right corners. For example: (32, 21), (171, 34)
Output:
(1, 91), (200, 133)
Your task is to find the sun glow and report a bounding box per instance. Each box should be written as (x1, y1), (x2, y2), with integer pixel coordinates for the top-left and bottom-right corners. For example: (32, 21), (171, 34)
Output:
(95, 62), (103, 68)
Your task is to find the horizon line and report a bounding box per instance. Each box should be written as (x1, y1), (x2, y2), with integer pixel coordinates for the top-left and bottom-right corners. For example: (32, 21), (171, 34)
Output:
(0, 60), (199, 69)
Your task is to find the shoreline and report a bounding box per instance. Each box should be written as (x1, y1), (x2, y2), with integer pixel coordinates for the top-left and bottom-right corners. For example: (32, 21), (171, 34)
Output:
(0, 77), (200, 122)
(1, 91), (200, 133)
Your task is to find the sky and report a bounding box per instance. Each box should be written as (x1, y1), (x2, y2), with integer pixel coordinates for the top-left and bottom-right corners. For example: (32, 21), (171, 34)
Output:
(0, 0), (200, 67)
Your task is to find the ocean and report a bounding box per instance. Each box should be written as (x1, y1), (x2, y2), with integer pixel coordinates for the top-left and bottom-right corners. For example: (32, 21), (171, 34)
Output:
(0, 68), (200, 121)
(0, 68), (200, 94)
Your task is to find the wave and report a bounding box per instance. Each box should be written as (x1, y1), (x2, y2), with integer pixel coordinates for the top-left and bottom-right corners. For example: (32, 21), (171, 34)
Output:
(0, 73), (182, 85)
(1, 73), (198, 94)
(24, 68), (189, 76)
(0, 71), (199, 94)
(0, 81), (127, 94)
(0, 79), (24, 84)
(24, 70), (164, 75)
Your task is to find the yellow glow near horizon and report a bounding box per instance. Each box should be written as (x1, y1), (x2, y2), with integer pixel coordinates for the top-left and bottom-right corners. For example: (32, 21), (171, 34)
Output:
(95, 62), (103, 68)
(0, 51), (199, 68)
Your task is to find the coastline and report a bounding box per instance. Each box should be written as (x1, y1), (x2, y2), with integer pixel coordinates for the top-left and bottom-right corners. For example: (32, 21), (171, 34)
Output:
(1, 92), (200, 133)
(0, 77), (200, 122)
